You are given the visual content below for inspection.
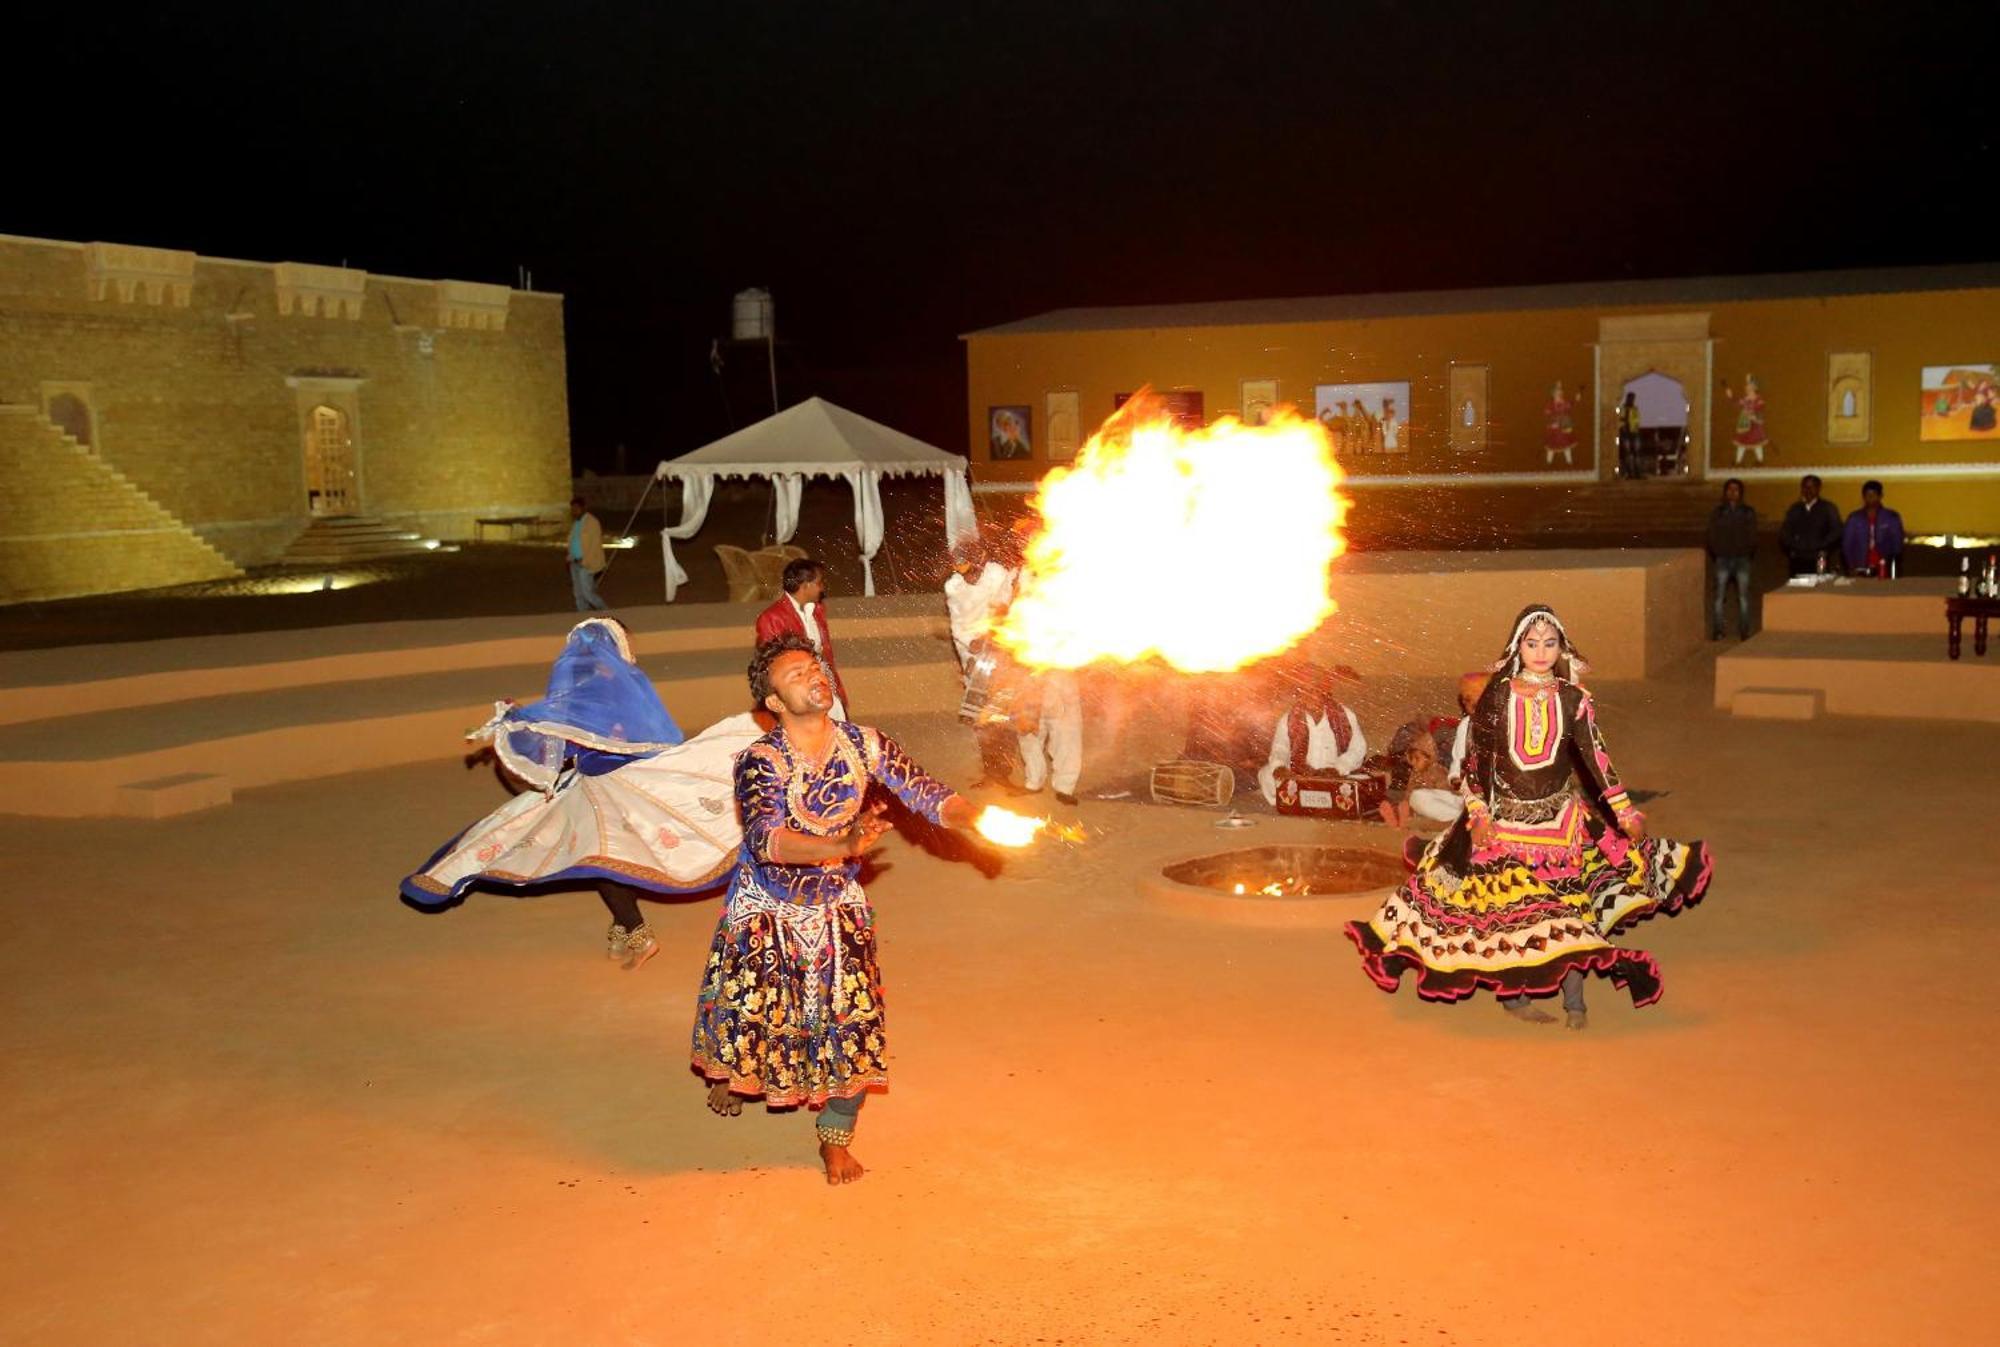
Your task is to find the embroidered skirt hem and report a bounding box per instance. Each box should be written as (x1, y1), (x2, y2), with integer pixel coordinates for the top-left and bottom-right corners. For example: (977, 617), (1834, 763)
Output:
(687, 882), (891, 1108)
(688, 1054), (884, 1110)
(1345, 921), (1667, 1006)
(1345, 832), (1714, 1009)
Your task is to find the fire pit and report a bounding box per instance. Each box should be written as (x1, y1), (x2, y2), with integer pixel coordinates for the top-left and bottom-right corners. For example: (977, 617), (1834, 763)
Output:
(1144, 844), (1406, 928)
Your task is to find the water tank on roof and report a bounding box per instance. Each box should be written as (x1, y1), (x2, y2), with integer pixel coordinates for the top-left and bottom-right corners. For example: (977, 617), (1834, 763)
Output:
(732, 288), (774, 341)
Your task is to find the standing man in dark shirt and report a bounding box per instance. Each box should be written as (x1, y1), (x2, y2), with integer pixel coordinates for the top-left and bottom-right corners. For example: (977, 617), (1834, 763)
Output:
(1778, 473), (1843, 575)
(1706, 477), (1759, 640)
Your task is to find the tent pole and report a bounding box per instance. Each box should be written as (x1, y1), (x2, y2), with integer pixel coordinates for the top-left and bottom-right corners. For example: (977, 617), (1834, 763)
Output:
(766, 317), (779, 415)
(601, 472), (661, 575)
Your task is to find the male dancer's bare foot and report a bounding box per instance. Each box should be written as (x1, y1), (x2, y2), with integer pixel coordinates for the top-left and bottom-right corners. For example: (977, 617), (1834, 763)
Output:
(1502, 1001), (1558, 1024)
(819, 1140), (865, 1185)
(705, 1081), (744, 1117)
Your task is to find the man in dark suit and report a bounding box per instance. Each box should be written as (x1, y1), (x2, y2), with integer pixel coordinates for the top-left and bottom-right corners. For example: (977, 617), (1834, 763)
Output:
(754, 558), (849, 716)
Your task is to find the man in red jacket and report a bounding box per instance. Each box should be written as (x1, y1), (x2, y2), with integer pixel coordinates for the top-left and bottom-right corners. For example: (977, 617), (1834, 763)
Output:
(755, 558), (850, 717)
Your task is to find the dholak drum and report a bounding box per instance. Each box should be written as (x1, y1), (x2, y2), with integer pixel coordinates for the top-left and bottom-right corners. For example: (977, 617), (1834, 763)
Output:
(958, 637), (1032, 727)
(1150, 759), (1235, 807)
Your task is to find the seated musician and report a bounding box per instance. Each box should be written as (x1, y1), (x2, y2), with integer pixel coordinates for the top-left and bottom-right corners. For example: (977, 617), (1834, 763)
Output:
(1376, 721), (1464, 827)
(1257, 662), (1367, 806)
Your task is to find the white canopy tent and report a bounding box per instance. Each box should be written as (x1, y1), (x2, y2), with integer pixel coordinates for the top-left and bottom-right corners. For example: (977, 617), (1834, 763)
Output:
(653, 397), (979, 601)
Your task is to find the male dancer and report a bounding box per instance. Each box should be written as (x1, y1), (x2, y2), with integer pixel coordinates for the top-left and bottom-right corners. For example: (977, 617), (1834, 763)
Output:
(690, 635), (980, 1185)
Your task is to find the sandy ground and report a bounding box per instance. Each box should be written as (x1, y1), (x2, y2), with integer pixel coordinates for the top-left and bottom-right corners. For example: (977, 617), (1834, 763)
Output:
(3, 653), (1997, 1346)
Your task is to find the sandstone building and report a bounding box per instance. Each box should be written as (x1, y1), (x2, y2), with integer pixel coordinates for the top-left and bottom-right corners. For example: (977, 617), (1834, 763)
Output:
(0, 232), (570, 602)
(964, 265), (2000, 536)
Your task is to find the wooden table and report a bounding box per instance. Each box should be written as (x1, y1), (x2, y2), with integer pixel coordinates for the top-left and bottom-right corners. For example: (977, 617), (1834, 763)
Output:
(1947, 595), (2000, 658)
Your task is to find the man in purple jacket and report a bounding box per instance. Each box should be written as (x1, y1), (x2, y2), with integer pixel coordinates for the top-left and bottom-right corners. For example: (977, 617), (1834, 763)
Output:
(1841, 480), (1905, 578)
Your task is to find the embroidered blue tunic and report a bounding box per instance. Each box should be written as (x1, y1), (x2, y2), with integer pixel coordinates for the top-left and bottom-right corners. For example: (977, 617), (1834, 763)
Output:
(690, 721), (956, 1107)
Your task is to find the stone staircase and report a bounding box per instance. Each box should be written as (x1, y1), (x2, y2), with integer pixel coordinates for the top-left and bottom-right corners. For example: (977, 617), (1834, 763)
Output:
(278, 515), (435, 566)
(0, 408), (243, 603)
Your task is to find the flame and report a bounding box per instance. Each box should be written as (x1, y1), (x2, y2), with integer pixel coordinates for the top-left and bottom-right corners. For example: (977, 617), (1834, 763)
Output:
(974, 805), (1046, 847)
(972, 805), (1087, 848)
(993, 392), (1347, 672)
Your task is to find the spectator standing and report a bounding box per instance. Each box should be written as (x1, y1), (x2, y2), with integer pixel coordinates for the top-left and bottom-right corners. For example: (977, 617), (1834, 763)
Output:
(1706, 477), (1759, 640)
(568, 496), (609, 612)
(755, 558), (850, 717)
(1779, 474), (1843, 575)
(1842, 480), (1905, 578)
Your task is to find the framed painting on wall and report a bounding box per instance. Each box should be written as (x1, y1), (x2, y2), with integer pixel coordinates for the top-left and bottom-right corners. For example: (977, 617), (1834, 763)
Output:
(1826, 352), (1871, 445)
(1046, 391), (1081, 461)
(1114, 390), (1205, 429)
(1314, 381), (1411, 454)
(989, 405), (1032, 460)
(1239, 379), (1278, 426)
(1919, 363), (1999, 442)
(1447, 364), (1488, 454)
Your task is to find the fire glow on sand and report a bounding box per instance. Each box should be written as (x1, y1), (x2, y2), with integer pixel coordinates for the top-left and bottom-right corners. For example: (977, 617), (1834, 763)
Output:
(992, 392), (1348, 673)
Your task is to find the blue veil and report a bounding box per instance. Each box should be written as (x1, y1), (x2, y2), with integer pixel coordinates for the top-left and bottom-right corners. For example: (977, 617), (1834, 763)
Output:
(480, 618), (684, 790)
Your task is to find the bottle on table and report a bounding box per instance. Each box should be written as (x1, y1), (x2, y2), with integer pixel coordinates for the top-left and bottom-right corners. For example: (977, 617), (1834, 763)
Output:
(1962, 557), (1973, 597)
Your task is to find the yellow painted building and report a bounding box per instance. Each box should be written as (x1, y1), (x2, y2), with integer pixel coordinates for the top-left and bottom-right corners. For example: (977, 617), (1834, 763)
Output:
(1, 232), (570, 602)
(963, 266), (2000, 534)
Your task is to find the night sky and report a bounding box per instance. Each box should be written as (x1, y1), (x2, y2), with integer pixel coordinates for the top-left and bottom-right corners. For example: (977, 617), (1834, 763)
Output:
(8, 1), (1992, 467)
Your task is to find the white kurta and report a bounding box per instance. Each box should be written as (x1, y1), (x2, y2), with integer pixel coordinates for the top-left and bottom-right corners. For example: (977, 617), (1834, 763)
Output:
(1258, 707), (1367, 806)
(943, 563), (1016, 667)
(1448, 717), (1471, 785)
(1409, 787), (1465, 823)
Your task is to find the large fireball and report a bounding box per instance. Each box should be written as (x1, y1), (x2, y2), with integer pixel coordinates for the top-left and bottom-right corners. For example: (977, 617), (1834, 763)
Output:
(991, 393), (1348, 673)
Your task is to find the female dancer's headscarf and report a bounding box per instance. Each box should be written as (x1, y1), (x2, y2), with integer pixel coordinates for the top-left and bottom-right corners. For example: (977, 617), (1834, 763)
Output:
(475, 617), (684, 791)
(1485, 603), (1590, 681)
(1464, 603), (1589, 801)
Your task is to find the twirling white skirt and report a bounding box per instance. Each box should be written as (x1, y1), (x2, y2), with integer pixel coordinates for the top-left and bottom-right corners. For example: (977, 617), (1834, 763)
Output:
(400, 713), (762, 906)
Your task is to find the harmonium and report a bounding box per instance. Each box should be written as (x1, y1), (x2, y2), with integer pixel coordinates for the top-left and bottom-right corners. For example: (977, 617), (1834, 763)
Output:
(1273, 770), (1387, 821)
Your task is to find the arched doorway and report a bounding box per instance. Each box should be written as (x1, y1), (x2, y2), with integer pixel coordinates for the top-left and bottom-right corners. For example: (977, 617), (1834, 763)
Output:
(1619, 370), (1691, 479)
(47, 392), (95, 447)
(304, 404), (357, 516)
